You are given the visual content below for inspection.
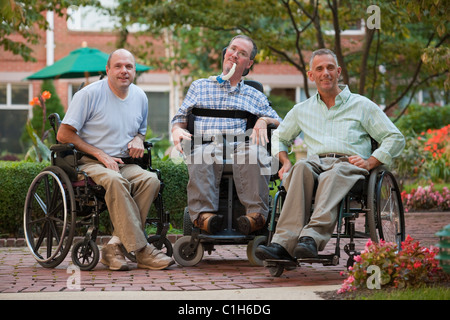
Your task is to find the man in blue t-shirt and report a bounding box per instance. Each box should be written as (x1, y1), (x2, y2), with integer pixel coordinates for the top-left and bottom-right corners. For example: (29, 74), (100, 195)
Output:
(58, 48), (173, 271)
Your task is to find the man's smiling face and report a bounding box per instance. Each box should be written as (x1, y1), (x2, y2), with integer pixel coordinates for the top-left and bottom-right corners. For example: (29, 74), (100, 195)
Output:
(106, 49), (136, 96)
(307, 54), (342, 94)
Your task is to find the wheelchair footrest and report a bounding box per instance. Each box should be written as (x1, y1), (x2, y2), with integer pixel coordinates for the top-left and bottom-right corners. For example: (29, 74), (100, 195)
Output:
(298, 254), (339, 266)
(263, 259), (297, 269)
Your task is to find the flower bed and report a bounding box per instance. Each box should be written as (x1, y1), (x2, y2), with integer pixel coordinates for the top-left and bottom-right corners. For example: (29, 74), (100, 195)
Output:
(338, 235), (445, 294)
(401, 183), (450, 212)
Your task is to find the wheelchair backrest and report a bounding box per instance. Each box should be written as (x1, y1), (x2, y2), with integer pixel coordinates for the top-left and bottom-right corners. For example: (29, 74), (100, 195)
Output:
(48, 113), (79, 181)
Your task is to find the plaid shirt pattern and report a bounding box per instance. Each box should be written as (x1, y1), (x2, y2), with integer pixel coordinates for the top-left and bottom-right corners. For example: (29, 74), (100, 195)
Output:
(172, 78), (281, 137)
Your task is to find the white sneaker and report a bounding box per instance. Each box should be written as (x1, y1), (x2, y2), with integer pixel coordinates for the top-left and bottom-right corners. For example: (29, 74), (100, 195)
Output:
(136, 244), (174, 270)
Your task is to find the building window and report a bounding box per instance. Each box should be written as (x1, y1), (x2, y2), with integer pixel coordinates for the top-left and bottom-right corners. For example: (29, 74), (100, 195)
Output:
(0, 83), (32, 154)
(144, 91), (170, 138)
(0, 84), (6, 104)
(11, 84), (29, 105)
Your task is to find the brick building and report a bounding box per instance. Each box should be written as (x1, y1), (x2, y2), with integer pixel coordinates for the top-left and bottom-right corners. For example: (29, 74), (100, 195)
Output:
(0, 8), (319, 155)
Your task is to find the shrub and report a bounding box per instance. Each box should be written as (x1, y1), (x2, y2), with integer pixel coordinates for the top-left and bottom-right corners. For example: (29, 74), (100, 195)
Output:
(338, 236), (444, 294)
(392, 124), (450, 184)
(0, 159), (188, 237)
(394, 103), (450, 136)
(401, 183), (450, 212)
(0, 161), (49, 237)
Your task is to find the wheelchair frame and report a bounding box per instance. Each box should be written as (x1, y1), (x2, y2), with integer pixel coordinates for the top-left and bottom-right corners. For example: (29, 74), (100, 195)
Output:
(263, 164), (406, 277)
(172, 79), (277, 267)
(23, 113), (172, 270)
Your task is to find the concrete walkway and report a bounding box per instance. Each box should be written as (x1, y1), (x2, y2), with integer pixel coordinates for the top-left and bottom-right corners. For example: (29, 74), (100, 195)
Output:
(0, 211), (448, 301)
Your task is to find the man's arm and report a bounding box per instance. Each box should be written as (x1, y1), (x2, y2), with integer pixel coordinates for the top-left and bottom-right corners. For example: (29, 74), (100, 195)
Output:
(171, 122), (192, 153)
(127, 133), (145, 159)
(57, 123), (124, 172)
(250, 117), (280, 146)
(276, 150), (292, 180)
(348, 155), (382, 171)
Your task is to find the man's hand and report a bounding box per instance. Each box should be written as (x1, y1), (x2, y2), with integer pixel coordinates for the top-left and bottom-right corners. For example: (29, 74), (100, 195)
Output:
(96, 153), (124, 172)
(128, 135), (145, 158)
(276, 151), (292, 180)
(250, 118), (270, 146)
(172, 125), (192, 153)
(348, 155), (381, 171)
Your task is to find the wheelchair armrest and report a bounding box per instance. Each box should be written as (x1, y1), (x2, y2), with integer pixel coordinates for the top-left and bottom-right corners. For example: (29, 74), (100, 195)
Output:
(50, 143), (75, 153)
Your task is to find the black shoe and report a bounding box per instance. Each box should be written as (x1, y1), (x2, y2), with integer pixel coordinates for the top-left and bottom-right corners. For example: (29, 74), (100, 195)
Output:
(255, 243), (293, 261)
(294, 236), (318, 258)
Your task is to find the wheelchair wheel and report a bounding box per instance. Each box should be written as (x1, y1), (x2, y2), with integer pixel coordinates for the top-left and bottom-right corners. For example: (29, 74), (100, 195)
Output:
(173, 236), (204, 267)
(71, 240), (99, 271)
(24, 166), (76, 268)
(268, 264), (285, 277)
(367, 167), (405, 247)
(247, 235), (268, 266)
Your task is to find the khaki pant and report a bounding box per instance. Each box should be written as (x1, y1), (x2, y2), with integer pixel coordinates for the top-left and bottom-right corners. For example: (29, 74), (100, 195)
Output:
(79, 157), (160, 252)
(186, 142), (274, 222)
(272, 156), (368, 255)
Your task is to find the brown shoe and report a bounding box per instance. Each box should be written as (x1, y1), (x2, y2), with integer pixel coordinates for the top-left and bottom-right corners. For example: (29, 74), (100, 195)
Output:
(136, 244), (174, 270)
(100, 244), (129, 271)
(237, 212), (266, 235)
(193, 213), (223, 234)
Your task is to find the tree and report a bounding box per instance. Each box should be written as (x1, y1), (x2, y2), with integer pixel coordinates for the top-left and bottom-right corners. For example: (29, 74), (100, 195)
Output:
(102, 0), (449, 114)
(0, 0), (97, 62)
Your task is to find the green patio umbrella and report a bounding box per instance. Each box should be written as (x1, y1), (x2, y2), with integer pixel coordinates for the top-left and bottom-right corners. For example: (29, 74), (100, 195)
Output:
(26, 46), (151, 80)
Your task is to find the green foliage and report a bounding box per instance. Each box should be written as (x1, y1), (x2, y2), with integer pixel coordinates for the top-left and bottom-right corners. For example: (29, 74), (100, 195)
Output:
(394, 104), (450, 135)
(391, 104), (450, 185)
(0, 159), (189, 237)
(0, 161), (49, 237)
(30, 80), (65, 142)
(108, 0), (448, 113)
(339, 236), (444, 294)
(268, 94), (296, 119)
(356, 285), (450, 300)
(1, 0), (98, 62)
(151, 159), (188, 228)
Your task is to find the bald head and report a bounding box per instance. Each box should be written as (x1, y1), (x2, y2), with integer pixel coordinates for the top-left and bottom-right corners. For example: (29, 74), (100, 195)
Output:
(107, 49), (136, 69)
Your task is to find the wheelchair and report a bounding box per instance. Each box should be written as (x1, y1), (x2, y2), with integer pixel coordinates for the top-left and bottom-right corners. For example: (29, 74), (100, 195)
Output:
(172, 79), (278, 267)
(263, 160), (406, 277)
(23, 113), (172, 271)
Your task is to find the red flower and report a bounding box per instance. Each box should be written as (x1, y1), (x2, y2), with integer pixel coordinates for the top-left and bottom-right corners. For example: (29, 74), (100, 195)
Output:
(41, 91), (51, 100)
(29, 97), (40, 106)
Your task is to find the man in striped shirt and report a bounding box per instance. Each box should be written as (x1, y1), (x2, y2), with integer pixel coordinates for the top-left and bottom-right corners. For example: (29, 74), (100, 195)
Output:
(171, 35), (281, 235)
(256, 48), (405, 261)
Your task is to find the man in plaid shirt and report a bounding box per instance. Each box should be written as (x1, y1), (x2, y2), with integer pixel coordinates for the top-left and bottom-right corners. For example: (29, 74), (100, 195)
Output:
(171, 35), (281, 235)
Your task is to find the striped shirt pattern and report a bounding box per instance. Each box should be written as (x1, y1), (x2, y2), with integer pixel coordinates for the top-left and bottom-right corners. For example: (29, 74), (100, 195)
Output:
(172, 78), (281, 137)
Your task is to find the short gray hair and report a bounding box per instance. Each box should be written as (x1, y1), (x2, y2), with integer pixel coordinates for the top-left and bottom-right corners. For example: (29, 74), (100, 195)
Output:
(229, 35), (258, 60)
(309, 48), (339, 70)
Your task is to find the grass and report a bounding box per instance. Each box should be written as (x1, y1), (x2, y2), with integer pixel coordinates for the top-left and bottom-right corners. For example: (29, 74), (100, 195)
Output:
(355, 285), (450, 300)
(402, 182), (450, 194)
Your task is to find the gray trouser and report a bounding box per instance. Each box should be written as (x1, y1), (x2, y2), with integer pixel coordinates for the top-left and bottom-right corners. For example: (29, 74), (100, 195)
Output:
(186, 141), (274, 222)
(79, 157), (160, 252)
(271, 156), (368, 255)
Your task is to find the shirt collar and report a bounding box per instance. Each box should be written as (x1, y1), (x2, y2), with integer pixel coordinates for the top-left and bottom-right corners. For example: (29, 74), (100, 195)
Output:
(336, 85), (351, 105)
(315, 84), (351, 107)
(218, 77), (244, 93)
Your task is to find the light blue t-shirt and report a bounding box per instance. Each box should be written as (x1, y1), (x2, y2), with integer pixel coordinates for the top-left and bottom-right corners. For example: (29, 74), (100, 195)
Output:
(62, 79), (148, 157)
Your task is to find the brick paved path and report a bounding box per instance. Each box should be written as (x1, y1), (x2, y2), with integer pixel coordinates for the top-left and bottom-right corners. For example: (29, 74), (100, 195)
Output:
(0, 212), (448, 294)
